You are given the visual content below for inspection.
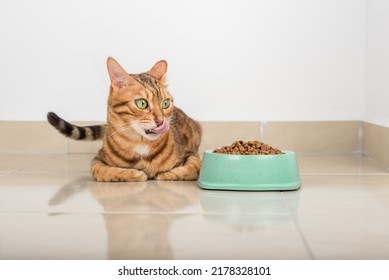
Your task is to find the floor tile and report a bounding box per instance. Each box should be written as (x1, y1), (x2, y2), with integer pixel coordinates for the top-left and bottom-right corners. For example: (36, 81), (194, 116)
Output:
(0, 213), (106, 259)
(283, 175), (389, 215)
(297, 154), (388, 175)
(0, 154), (58, 173)
(22, 154), (94, 173)
(0, 212), (311, 260)
(283, 175), (389, 259)
(0, 173), (102, 213)
(294, 212), (389, 259)
(170, 214), (311, 260)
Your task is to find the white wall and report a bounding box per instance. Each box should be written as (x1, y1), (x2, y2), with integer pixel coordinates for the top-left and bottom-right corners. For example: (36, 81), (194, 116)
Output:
(365, 0), (389, 128)
(0, 0), (365, 122)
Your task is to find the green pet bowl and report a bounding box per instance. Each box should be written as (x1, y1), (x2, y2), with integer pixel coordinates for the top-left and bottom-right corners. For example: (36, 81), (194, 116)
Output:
(198, 150), (301, 191)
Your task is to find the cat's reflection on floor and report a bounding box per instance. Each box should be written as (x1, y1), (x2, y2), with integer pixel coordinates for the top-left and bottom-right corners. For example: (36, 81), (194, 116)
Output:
(48, 178), (198, 259)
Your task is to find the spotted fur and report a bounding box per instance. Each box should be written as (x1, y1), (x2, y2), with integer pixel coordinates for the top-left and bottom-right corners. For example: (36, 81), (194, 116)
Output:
(47, 57), (202, 182)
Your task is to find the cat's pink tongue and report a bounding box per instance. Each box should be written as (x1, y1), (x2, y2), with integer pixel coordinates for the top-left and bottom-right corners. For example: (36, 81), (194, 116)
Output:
(151, 118), (170, 134)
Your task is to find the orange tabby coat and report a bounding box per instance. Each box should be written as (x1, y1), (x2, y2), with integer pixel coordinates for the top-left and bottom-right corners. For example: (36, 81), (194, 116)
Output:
(48, 58), (202, 182)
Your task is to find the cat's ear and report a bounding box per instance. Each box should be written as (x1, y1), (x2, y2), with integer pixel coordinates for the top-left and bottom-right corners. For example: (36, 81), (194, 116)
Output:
(148, 60), (168, 80)
(106, 57), (136, 89)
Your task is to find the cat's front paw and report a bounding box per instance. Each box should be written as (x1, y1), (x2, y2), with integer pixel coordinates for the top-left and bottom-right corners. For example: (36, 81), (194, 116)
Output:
(94, 168), (147, 182)
(155, 168), (198, 181)
(126, 169), (148, 182)
(155, 171), (179, 181)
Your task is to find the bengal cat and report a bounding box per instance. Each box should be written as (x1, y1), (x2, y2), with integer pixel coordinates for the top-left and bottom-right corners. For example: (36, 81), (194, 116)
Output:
(47, 57), (202, 182)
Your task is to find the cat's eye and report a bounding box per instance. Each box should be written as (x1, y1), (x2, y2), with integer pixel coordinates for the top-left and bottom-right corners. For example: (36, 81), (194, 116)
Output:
(135, 99), (148, 109)
(162, 99), (171, 109)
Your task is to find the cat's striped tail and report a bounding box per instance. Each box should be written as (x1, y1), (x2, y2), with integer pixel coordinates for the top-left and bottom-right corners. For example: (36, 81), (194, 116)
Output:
(47, 112), (105, 141)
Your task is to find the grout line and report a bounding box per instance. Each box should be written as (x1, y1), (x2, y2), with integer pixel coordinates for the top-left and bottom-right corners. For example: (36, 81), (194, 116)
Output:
(361, 154), (389, 172)
(0, 155), (62, 176)
(0, 211), (294, 216)
(259, 121), (265, 141)
(358, 120), (363, 154)
(301, 173), (389, 176)
(281, 192), (316, 260)
(15, 171), (92, 175)
(0, 171), (14, 177)
(296, 151), (362, 156)
(0, 151), (67, 155)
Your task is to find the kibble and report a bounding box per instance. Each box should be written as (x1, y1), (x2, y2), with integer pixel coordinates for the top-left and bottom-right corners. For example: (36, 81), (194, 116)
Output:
(213, 140), (283, 155)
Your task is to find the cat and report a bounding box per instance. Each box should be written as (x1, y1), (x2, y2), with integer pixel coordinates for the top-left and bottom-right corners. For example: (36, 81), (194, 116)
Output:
(47, 57), (202, 182)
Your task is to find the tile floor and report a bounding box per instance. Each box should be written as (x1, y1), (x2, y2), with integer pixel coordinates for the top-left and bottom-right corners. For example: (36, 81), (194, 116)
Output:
(0, 153), (388, 260)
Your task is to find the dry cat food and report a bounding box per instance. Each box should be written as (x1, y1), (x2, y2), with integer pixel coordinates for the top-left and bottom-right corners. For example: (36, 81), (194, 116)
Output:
(213, 140), (284, 155)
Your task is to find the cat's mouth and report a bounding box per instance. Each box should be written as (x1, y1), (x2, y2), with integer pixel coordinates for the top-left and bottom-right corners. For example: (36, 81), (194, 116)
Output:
(145, 118), (170, 135)
(145, 130), (155, 135)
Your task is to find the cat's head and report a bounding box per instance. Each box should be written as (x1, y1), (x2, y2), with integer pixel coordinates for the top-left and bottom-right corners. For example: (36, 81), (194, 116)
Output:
(106, 57), (174, 141)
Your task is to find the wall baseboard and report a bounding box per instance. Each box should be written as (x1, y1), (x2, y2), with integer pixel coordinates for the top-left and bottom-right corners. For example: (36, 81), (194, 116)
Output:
(362, 122), (389, 169)
(0, 120), (387, 168)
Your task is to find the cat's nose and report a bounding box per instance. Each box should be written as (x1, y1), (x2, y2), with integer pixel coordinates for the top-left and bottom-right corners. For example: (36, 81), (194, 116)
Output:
(155, 118), (163, 127)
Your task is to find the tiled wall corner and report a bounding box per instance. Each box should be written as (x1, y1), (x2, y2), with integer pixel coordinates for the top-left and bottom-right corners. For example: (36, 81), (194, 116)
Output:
(260, 121), (360, 153)
(0, 121), (66, 153)
(362, 122), (389, 169)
